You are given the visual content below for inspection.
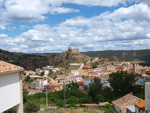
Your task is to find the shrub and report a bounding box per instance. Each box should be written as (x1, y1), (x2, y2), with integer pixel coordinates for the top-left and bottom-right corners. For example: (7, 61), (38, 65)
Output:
(24, 101), (40, 113)
(4, 107), (16, 113)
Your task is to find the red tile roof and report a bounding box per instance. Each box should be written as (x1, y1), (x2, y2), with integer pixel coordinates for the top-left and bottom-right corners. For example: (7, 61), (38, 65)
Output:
(24, 70), (35, 73)
(76, 75), (82, 77)
(0, 60), (24, 74)
(77, 82), (84, 85)
(112, 93), (142, 113)
(135, 100), (145, 111)
(116, 67), (124, 70)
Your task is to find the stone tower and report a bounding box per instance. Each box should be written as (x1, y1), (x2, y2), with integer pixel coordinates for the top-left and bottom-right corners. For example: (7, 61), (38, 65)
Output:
(68, 47), (72, 53)
(133, 61), (139, 73)
(68, 47), (79, 54)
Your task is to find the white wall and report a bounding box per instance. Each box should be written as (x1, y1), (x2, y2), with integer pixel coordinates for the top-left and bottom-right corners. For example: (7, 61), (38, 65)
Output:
(84, 80), (91, 87)
(113, 104), (122, 113)
(0, 72), (20, 112)
(145, 82), (150, 113)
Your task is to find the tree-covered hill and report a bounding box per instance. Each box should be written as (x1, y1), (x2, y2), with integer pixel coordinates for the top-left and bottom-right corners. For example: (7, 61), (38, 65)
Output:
(82, 49), (150, 61)
(0, 49), (49, 70)
(0, 49), (91, 70)
(1, 48), (150, 70)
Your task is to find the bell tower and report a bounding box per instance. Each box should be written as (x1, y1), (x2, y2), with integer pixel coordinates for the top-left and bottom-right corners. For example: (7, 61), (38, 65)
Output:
(133, 61), (139, 73)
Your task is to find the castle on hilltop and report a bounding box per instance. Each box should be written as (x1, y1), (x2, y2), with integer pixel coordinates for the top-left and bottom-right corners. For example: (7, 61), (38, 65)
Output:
(68, 47), (79, 54)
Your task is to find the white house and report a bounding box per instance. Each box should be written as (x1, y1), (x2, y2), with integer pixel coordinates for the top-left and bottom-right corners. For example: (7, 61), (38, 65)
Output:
(36, 79), (48, 89)
(84, 77), (94, 88)
(44, 70), (49, 76)
(112, 93), (142, 113)
(53, 68), (59, 72)
(35, 68), (43, 74)
(71, 70), (80, 76)
(30, 79), (48, 89)
(75, 75), (82, 82)
(24, 70), (36, 75)
(66, 76), (76, 83)
(29, 90), (42, 95)
(0, 60), (24, 113)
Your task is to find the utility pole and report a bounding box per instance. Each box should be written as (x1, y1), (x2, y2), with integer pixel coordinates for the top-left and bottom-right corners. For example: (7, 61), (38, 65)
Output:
(63, 80), (66, 107)
(46, 86), (48, 108)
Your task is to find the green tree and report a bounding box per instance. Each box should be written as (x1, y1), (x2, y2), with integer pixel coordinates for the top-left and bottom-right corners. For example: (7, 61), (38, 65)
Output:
(48, 70), (53, 77)
(109, 71), (138, 95)
(23, 89), (29, 103)
(24, 101), (40, 113)
(92, 65), (97, 69)
(40, 71), (44, 76)
(66, 82), (79, 90)
(66, 96), (79, 106)
(88, 77), (102, 101)
(4, 107), (16, 113)
(25, 75), (30, 83)
(95, 95), (105, 103)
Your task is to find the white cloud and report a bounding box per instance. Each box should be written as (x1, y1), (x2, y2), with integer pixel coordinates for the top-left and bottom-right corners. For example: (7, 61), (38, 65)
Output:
(49, 0), (134, 7)
(0, 34), (8, 38)
(50, 7), (79, 14)
(1, 1), (150, 52)
(0, 0), (80, 23)
(108, 3), (150, 22)
(0, 25), (6, 30)
(2, 0), (50, 22)
(0, 0), (139, 23)
(19, 25), (30, 29)
(137, 0), (150, 6)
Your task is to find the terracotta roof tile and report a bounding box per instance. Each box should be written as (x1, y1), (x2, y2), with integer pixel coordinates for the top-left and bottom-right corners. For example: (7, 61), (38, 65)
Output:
(112, 93), (142, 113)
(0, 60), (24, 74)
(135, 100), (145, 111)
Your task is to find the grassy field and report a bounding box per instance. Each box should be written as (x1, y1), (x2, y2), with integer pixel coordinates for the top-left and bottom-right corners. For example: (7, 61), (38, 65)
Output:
(39, 106), (115, 113)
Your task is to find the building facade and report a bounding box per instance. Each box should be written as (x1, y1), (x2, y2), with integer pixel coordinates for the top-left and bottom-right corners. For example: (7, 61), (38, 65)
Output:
(0, 60), (24, 113)
(145, 82), (150, 113)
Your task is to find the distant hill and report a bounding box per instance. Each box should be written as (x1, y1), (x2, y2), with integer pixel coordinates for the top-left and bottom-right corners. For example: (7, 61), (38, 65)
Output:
(82, 49), (150, 61)
(0, 49), (49, 70)
(1, 48), (150, 70)
(0, 49), (91, 70)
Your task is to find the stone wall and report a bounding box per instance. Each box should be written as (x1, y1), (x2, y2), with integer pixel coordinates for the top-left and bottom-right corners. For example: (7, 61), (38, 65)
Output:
(68, 47), (79, 54)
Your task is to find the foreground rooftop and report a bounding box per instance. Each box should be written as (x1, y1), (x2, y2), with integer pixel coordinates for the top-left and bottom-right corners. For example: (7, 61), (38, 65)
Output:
(0, 60), (24, 74)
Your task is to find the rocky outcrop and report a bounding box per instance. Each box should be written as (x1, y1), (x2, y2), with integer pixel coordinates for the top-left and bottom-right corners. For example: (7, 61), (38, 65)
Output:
(48, 52), (91, 66)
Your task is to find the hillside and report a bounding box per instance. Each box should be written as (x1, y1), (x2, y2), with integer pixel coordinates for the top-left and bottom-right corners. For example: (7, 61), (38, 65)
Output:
(48, 51), (91, 66)
(82, 49), (150, 61)
(0, 49), (91, 70)
(0, 49), (49, 70)
(1, 48), (150, 70)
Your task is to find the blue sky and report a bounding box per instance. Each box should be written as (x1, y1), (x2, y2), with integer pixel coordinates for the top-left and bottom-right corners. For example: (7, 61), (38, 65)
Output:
(0, 0), (150, 53)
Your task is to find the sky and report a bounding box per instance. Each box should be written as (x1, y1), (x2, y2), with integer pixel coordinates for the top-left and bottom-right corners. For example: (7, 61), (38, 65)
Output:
(0, 0), (150, 53)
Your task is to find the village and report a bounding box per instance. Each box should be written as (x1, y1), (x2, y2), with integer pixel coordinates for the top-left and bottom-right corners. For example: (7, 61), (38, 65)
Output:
(1, 48), (150, 113)
(21, 48), (150, 113)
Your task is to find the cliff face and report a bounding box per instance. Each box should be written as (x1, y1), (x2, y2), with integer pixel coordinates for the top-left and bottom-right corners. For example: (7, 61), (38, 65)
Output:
(48, 52), (67, 65)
